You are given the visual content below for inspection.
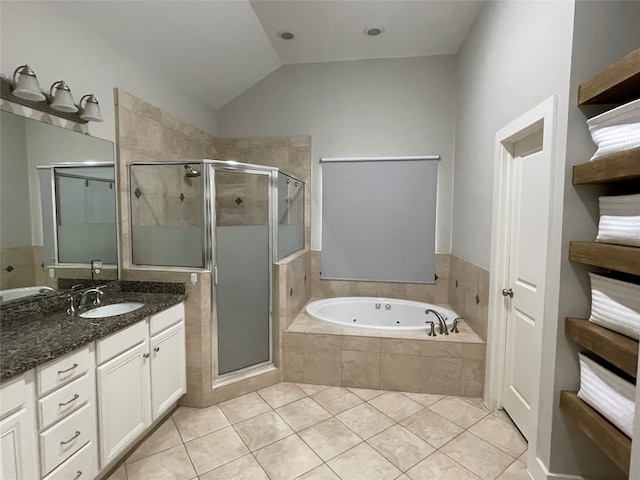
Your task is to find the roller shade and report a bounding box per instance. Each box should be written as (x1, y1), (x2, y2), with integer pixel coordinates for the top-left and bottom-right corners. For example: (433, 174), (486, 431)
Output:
(321, 156), (438, 283)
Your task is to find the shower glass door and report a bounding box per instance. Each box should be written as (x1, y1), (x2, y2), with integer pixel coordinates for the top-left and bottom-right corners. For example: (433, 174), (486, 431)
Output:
(212, 167), (272, 376)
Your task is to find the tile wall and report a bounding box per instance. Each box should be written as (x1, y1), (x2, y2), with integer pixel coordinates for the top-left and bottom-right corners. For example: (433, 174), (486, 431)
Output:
(448, 256), (490, 342)
(311, 251), (450, 304)
(0, 246), (45, 289)
(115, 89), (312, 407)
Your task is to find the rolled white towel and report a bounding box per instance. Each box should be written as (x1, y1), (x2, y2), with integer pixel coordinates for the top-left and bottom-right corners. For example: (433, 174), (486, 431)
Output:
(589, 273), (640, 340)
(577, 353), (635, 438)
(587, 98), (640, 161)
(596, 193), (640, 247)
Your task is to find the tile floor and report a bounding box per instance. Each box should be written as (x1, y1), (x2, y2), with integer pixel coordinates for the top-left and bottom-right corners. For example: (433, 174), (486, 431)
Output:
(106, 383), (530, 480)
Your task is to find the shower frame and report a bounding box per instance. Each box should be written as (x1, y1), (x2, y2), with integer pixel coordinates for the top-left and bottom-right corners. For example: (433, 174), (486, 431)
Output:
(203, 160), (278, 384)
(128, 160), (305, 385)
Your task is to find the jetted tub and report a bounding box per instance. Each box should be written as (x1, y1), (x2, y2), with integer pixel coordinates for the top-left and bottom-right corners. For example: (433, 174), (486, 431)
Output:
(305, 297), (459, 331)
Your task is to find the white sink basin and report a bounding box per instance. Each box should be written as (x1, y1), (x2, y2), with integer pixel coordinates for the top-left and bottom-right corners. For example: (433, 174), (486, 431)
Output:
(80, 302), (145, 319)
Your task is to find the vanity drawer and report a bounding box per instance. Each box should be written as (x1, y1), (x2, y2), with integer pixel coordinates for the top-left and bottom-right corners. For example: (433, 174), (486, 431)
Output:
(40, 402), (94, 476)
(38, 374), (92, 430)
(42, 441), (97, 480)
(1, 373), (28, 418)
(38, 346), (92, 396)
(97, 320), (147, 364)
(150, 303), (184, 335)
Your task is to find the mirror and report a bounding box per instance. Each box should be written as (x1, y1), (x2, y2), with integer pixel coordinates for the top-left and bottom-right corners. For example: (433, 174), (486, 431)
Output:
(0, 109), (118, 306)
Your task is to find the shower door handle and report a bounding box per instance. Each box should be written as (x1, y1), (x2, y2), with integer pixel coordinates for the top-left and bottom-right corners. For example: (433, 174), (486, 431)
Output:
(214, 266), (218, 285)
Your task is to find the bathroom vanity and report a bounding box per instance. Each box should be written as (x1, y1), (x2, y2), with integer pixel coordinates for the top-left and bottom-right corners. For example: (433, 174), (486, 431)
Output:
(0, 282), (186, 480)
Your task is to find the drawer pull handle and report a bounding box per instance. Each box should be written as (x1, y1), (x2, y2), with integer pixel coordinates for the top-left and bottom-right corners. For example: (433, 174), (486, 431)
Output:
(59, 394), (80, 407)
(58, 363), (78, 374)
(143, 353), (150, 358)
(60, 430), (81, 445)
(73, 471), (83, 480)
(154, 347), (160, 352)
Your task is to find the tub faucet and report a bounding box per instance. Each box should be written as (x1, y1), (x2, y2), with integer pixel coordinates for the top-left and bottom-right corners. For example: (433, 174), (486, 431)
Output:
(427, 321), (437, 337)
(79, 288), (103, 310)
(424, 309), (448, 335)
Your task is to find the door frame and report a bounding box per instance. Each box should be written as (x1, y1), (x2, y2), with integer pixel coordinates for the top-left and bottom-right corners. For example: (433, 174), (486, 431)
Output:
(204, 161), (277, 384)
(485, 95), (560, 430)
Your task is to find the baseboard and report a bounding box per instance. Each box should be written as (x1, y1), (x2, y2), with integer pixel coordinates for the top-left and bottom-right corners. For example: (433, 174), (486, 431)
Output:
(529, 457), (586, 480)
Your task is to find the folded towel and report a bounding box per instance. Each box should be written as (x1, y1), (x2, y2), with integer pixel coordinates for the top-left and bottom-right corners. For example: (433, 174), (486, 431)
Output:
(589, 273), (640, 339)
(596, 194), (640, 247)
(577, 354), (635, 438)
(587, 98), (640, 161)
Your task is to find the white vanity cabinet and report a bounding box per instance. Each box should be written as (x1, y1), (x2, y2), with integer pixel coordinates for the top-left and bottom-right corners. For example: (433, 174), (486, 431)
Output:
(96, 321), (151, 466)
(0, 371), (39, 480)
(36, 344), (98, 480)
(149, 303), (186, 421)
(96, 302), (185, 467)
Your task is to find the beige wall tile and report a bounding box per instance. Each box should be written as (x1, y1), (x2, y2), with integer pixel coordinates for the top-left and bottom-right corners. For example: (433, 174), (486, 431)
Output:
(420, 341), (463, 358)
(342, 336), (381, 352)
(380, 354), (422, 392)
(381, 339), (422, 356)
(461, 359), (485, 398)
(305, 349), (342, 386)
(421, 358), (462, 396)
(341, 350), (381, 389)
(462, 343), (486, 360)
(283, 347), (305, 383)
(305, 334), (342, 350)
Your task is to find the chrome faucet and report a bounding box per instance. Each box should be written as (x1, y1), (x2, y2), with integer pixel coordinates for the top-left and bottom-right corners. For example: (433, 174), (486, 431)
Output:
(79, 288), (103, 310)
(425, 309), (449, 335)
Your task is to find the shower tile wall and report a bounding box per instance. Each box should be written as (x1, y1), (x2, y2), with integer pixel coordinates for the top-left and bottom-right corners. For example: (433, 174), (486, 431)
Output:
(216, 136), (312, 249)
(448, 256), (490, 342)
(310, 251), (450, 305)
(116, 89), (219, 407)
(0, 245), (46, 289)
(116, 90), (312, 407)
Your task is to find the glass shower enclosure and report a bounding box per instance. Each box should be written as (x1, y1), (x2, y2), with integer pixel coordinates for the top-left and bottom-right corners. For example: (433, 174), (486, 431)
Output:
(129, 160), (304, 382)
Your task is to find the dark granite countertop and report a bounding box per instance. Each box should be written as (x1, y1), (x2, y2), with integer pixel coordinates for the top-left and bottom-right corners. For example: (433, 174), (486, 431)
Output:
(0, 281), (185, 383)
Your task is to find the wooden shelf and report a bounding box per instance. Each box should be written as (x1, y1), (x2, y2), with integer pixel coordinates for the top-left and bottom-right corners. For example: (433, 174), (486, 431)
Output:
(572, 148), (640, 184)
(578, 47), (640, 105)
(565, 317), (638, 377)
(560, 391), (630, 474)
(569, 241), (640, 276)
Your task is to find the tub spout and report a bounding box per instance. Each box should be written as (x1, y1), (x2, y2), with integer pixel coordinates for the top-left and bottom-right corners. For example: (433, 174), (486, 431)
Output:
(425, 309), (448, 335)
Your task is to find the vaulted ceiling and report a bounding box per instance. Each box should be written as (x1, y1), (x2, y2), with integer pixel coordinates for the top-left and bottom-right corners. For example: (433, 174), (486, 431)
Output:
(61, 1), (485, 109)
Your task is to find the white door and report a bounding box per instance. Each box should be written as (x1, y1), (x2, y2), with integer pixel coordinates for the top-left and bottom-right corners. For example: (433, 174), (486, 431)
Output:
(150, 322), (186, 420)
(96, 340), (150, 466)
(501, 132), (551, 440)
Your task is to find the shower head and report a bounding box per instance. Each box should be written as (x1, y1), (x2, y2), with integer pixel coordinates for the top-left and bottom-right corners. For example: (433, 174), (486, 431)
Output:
(184, 164), (201, 177)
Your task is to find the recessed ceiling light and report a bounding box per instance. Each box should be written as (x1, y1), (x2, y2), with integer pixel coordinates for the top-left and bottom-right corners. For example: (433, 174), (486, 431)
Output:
(277, 30), (294, 40)
(364, 26), (385, 36)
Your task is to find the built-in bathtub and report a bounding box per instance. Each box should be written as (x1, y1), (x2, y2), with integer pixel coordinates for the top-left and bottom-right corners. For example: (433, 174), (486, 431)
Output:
(283, 297), (486, 397)
(306, 296), (458, 331)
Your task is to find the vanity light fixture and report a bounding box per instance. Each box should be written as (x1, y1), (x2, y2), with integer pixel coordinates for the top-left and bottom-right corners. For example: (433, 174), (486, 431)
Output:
(11, 64), (46, 101)
(0, 64), (103, 123)
(49, 80), (78, 113)
(79, 94), (103, 122)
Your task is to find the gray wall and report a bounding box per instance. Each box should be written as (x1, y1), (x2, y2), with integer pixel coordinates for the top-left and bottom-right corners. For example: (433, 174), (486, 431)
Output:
(452, 0), (574, 269)
(218, 55), (457, 253)
(0, 113), (31, 247)
(0, 1), (218, 141)
(541, 1), (640, 476)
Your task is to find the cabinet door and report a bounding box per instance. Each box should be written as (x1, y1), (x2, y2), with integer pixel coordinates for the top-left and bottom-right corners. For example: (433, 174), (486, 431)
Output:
(1, 408), (39, 480)
(150, 322), (186, 420)
(96, 339), (150, 467)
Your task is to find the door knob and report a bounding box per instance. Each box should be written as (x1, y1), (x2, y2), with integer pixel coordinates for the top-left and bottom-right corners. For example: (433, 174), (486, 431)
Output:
(502, 288), (514, 298)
